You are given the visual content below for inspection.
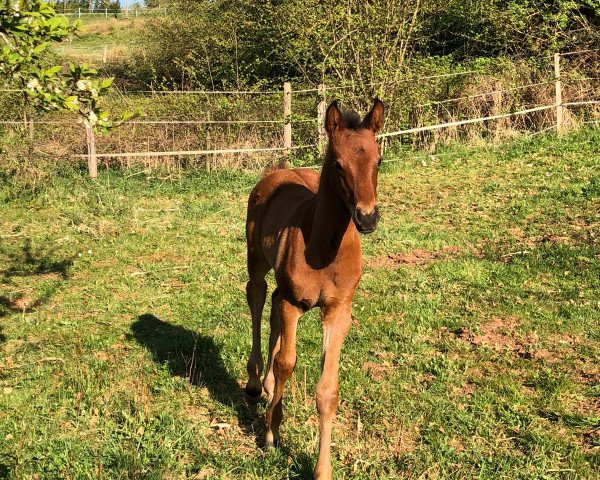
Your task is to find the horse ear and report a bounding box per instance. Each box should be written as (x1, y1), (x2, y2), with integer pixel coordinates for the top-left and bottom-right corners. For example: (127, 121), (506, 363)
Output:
(362, 98), (384, 133)
(325, 101), (344, 136)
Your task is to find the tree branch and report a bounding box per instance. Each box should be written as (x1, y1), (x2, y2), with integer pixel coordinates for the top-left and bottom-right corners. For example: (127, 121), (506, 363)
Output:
(0, 31), (17, 52)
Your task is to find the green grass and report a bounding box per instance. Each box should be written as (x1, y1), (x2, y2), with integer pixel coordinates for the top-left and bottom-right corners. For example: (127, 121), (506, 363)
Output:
(0, 129), (599, 479)
(51, 16), (146, 65)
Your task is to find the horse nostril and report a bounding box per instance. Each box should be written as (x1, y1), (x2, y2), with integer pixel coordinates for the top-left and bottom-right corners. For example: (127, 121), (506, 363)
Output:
(354, 207), (380, 232)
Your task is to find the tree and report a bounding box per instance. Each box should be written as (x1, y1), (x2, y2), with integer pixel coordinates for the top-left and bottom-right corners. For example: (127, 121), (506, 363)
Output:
(0, 0), (125, 132)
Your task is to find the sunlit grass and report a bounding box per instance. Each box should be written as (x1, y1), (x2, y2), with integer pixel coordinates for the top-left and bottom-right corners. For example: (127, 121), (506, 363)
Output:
(0, 129), (599, 478)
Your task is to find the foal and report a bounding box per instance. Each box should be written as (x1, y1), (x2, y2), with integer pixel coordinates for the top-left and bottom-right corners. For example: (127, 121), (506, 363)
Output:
(245, 99), (384, 479)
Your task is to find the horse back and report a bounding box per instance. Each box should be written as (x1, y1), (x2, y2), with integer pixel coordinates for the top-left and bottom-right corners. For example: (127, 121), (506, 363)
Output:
(248, 168), (318, 216)
(246, 168), (319, 267)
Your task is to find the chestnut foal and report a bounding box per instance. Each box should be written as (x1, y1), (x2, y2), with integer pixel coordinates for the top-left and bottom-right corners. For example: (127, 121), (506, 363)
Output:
(245, 99), (384, 479)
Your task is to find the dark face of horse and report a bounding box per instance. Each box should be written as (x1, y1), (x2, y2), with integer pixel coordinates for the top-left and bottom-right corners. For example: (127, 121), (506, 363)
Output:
(325, 99), (385, 234)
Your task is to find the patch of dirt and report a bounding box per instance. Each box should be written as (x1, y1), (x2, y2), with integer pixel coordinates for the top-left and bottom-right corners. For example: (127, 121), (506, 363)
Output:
(93, 351), (109, 362)
(448, 436), (466, 453)
(362, 361), (392, 382)
(191, 467), (216, 479)
(571, 359), (600, 388)
(9, 297), (32, 310)
(304, 414), (318, 428)
(390, 425), (418, 456)
(417, 373), (436, 387)
(371, 246), (462, 268)
(507, 227), (526, 239)
(452, 382), (477, 398)
(93, 259), (118, 267)
(452, 317), (554, 360)
(136, 252), (186, 263)
(575, 396), (600, 417)
(467, 243), (486, 259)
(372, 349), (397, 361)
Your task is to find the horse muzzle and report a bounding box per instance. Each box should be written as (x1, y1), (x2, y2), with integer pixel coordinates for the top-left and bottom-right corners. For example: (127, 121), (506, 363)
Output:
(353, 206), (380, 234)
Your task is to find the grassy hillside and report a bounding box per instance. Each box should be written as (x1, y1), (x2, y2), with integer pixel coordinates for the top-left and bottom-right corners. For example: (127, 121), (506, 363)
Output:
(0, 129), (598, 478)
(51, 16), (146, 66)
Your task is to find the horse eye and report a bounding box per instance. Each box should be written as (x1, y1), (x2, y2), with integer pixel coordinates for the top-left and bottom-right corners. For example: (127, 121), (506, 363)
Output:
(378, 157), (382, 166)
(335, 161), (343, 172)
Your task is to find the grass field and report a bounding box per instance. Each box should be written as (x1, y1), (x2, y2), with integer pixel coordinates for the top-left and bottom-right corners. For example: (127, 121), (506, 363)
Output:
(51, 16), (146, 65)
(0, 130), (599, 479)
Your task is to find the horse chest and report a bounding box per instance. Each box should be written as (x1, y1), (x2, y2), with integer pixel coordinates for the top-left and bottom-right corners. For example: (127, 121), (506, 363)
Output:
(282, 247), (362, 309)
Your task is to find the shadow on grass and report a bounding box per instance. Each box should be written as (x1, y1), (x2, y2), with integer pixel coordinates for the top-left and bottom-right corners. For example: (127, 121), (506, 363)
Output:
(0, 463), (10, 478)
(0, 238), (73, 321)
(130, 314), (317, 478)
(130, 314), (267, 442)
(288, 451), (315, 479)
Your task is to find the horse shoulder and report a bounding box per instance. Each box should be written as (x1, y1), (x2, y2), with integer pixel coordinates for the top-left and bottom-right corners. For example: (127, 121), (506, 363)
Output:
(322, 229), (363, 297)
(278, 231), (323, 308)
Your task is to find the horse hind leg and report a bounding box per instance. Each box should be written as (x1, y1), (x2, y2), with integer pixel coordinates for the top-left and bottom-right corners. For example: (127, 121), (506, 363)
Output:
(245, 258), (269, 399)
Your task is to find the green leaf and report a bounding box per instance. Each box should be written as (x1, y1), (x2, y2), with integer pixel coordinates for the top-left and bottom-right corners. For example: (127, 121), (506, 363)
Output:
(45, 65), (61, 76)
(64, 96), (79, 111)
(32, 42), (49, 54)
(100, 78), (114, 89)
(120, 111), (134, 122)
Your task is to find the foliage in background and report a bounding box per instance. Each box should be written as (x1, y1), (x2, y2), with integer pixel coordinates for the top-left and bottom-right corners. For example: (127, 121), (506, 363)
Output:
(130, 0), (600, 91)
(2, 2), (600, 172)
(0, 0), (123, 131)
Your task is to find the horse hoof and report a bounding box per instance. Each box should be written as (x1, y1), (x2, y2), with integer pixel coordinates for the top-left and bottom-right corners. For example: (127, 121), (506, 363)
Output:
(265, 438), (280, 449)
(244, 385), (262, 401)
(265, 432), (280, 449)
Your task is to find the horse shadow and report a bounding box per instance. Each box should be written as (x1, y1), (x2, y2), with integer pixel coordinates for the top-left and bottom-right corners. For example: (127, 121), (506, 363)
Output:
(129, 314), (316, 477)
(130, 314), (264, 440)
(0, 238), (72, 324)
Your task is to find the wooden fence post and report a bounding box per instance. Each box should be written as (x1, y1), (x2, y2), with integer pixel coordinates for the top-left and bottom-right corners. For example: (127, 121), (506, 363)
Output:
(85, 123), (98, 179)
(317, 83), (327, 154)
(105, 7), (108, 18)
(102, 45), (108, 63)
(206, 112), (212, 173)
(28, 117), (34, 160)
(554, 52), (564, 136)
(283, 82), (292, 153)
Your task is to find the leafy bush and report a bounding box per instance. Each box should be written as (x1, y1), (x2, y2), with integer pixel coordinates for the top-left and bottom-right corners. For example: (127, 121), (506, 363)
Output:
(130, 0), (600, 90)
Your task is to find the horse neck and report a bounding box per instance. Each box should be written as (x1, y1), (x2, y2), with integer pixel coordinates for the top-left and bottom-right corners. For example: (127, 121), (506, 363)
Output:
(306, 147), (353, 266)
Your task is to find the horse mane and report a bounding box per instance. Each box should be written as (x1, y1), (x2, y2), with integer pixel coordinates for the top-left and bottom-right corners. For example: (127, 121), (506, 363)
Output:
(341, 110), (362, 130)
(262, 107), (361, 178)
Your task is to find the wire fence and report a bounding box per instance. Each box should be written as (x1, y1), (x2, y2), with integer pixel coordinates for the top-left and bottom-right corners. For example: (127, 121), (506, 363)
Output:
(1, 50), (599, 177)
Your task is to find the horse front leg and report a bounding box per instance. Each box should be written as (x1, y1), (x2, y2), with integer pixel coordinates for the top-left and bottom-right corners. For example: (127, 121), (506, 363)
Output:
(263, 288), (281, 404)
(314, 303), (351, 480)
(245, 274), (268, 398)
(265, 297), (302, 447)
